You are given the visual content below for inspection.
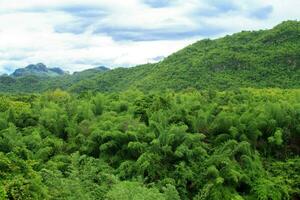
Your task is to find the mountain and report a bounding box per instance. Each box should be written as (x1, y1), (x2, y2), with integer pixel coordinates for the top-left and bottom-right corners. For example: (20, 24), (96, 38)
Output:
(11, 63), (67, 77)
(70, 20), (300, 92)
(73, 66), (110, 77)
(0, 65), (110, 93)
(0, 20), (299, 93)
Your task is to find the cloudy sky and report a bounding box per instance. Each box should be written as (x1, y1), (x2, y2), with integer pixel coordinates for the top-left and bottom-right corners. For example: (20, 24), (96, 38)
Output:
(0, 0), (299, 74)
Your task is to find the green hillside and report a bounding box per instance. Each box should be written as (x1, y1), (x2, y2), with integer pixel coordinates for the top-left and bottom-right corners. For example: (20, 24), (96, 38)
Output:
(0, 21), (299, 93)
(70, 20), (300, 92)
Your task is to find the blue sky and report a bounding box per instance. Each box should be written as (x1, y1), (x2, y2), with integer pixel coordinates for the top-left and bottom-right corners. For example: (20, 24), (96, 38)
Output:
(0, 0), (299, 74)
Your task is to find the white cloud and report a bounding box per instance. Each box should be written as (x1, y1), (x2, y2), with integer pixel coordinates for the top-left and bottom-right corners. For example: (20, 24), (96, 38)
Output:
(0, 0), (299, 74)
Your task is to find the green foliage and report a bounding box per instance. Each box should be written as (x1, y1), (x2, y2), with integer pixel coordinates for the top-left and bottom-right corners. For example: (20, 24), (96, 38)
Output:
(268, 129), (283, 145)
(106, 181), (180, 200)
(251, 177), (289, 200)
(0, 89), (299, 199)
(0, 20), (299, 200)
(267, 157), (300, 198)
(106, 181), (166, 200)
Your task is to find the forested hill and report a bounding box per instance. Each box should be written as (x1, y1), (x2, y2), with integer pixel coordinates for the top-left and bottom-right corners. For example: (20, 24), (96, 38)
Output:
(0, 20), (299, 93)
(0, 66), (110, 93)
(70, 20), (300, 92)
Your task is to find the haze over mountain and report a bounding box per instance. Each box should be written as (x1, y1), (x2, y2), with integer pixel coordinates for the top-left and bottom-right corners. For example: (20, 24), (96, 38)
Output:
(10, 63), (67, 77)
(8, 63), (110, 78)
(0, 21), (299, 93)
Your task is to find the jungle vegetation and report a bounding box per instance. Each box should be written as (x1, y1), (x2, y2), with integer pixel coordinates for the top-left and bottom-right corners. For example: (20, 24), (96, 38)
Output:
(0, 88), (299, 199)
(0, 20), (299, 200)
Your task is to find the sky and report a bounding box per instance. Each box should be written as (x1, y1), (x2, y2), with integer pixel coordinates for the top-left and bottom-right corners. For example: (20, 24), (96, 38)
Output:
(0, 0), (299, 74)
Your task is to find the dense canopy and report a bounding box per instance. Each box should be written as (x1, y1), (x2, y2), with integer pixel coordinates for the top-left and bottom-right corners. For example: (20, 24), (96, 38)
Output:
(0, 89), (299, 199)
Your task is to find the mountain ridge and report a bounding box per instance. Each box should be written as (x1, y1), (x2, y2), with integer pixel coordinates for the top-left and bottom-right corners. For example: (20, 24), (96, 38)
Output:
(11, 63), (67, 77)
(70, 20), (300, 92)
(0, 20), (299, 93)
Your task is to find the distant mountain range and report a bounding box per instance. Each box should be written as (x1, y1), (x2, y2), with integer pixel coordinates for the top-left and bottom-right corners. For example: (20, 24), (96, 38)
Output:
(11, 63), (67, 77)
(8, 63), (110, 78)
(0, 20), (299, 93)
(0, 64), (110, 92)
